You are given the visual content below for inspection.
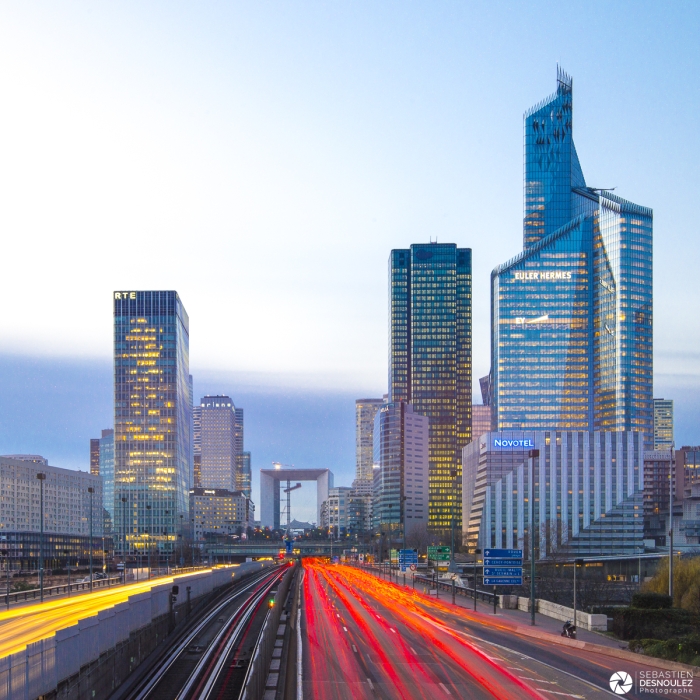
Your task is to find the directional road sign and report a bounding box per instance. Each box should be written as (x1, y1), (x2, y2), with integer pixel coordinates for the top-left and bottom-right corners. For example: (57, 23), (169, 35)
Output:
(483, 567), (523, 577)
(484, 559), (523, 567)
(483, 577), (523, 586)
(483, 549), (522, 560)
(427, 546), (451, 562)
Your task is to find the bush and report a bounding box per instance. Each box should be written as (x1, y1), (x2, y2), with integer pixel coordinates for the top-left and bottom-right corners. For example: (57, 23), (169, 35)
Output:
(629, 634), (700, 667)
(631, 592), (672, 609)
(613, 608), (700, 640)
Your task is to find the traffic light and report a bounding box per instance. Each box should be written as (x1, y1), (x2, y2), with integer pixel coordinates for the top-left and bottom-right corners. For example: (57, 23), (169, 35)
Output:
(268, 598), (275, 608)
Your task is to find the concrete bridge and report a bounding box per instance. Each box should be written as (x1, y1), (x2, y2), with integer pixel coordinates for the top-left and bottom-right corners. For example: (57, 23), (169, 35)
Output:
(203, 540), (365, 559)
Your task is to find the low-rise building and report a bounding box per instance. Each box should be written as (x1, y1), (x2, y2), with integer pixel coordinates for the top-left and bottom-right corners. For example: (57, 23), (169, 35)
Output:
(189, 488), (255, 541)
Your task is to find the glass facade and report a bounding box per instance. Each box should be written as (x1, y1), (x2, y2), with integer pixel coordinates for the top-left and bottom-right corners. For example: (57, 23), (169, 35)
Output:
(236, 451), (252, 499)
(199, 395), (236, 491)
(463, 431), (644, 559)
(389, 243), (472, 532)
(493, 69), (653, 443)
(653, 399), (674, 450)
(113, 290), (191, 557)
(355, 398), (384, 483)
(99, 429), (115, 534)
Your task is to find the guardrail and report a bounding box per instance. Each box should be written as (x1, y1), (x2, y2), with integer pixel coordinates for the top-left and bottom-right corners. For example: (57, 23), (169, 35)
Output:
(240, 565), (295, 700)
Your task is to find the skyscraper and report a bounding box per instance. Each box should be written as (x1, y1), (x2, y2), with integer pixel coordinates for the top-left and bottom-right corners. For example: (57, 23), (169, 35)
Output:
(200, 395), (237, 491)
(355, 399), (384, 483)
(99, 429), (114, 534)
(89, 438), (100, 476)
(653, 399), (674, 451)
(192, 404), (202, 488)
(236, 451), (252, 498)
(113, 290), (192, 558)
(491, 68), (653, 441)
(389, 243), (472, 532)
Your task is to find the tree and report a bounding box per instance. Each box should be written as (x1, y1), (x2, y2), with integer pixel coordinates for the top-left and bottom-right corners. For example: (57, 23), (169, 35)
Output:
(642, 555), (700, 612)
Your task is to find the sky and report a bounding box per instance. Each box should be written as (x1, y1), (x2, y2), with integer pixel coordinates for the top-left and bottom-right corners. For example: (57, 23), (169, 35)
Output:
(0, 2), (698, 522)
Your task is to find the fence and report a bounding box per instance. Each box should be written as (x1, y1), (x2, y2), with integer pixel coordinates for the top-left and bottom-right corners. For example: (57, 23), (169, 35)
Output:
(240, 565), (295, 700)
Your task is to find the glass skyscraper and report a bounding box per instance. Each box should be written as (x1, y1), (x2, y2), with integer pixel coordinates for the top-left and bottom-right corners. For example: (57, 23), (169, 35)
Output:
(113, 290), (192, 557)
(356, 398), (384, 483)
(492, 68), (653, 441)
(389, 243), (472, 532)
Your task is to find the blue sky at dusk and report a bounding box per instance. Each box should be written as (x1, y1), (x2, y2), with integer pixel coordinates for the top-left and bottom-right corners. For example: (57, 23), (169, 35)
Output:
(0, 2), (698, 522)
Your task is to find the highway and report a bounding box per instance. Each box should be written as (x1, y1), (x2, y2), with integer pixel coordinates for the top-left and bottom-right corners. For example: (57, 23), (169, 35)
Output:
(302, 561), (699, 700)
(0, 566), (242, 658)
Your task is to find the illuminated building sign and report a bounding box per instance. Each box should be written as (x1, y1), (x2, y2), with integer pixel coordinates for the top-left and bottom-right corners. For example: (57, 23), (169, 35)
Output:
(493, 438), (535, 449)
(114, 292), (137, 300)
(514, 271), (572, 281)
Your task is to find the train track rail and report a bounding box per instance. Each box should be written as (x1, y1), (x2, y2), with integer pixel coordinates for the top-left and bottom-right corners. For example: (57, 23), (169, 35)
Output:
(125, 566), (286, 700)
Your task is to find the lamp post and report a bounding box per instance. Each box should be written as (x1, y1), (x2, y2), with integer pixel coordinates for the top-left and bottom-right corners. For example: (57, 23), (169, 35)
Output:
(528, 449), (539, 626)
(88, 487), (94, 591)
(63, 550), (71, 596)
(146, 505), (152, 579)
(36, 473), (46, 603)
(573, 558), (583, 633)
(669, 443), (675, 602)
(0, 547), (9, 610)
(179, 514), (184, 568)
(121, 496), (128, 584)
(450, 469), (457, 569)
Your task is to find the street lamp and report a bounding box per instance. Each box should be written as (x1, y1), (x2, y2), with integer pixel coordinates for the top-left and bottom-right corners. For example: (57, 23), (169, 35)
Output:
(669, 443), (675, 601)
(121, 496), (128, 584)
(36, 473), (46, 603)
(88, 487), (94, 591)
(573, 558), (584, 634)
(450, 469), (457, 568)
(179, 514), (184, 568)
(63, 550), (71, 596)
(146, 505), (152, 579)
(528, 449), (539, 626)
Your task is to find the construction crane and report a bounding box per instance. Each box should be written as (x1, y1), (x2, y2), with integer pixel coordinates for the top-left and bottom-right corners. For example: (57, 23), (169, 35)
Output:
(272, 462), (302, 533)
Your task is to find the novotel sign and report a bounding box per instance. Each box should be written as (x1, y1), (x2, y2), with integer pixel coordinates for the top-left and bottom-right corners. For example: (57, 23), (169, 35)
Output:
(514, 271), (572, 281)
(493, 438), (535, 449)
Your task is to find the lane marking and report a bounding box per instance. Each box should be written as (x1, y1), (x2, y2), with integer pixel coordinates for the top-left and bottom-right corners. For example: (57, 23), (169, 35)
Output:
(439, 682), (452, 695)
(367, 678), (374, 690)
(538, 692), (584, 699)
(390, 628), (396, 634)
(410, 646), (417, 654)
(353, 644), (358, 652)
(522, 677), (557, 684)
(343, 626), (348, 631)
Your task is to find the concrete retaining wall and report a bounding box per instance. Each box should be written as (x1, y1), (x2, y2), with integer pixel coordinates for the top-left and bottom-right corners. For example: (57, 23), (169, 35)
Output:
(0, 562), (270, 700)
(516, 596), (607, 631)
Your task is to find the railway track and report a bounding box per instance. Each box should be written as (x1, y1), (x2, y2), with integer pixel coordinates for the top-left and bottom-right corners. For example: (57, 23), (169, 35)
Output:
(123, 565), (287, 700)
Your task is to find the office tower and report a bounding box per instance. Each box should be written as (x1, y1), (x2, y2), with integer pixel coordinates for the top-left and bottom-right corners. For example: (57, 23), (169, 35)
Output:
(462, 431), (644, 559)
(356, 399), (384, 483)
(113, 290), (191, 557)
(372, 402), (429, 536)
(188, 375), (194, 490)
(653, 399), (674, 450)
(199, 396), (237, 491)
(193, 405), (202, 488)
(321, 486), (353, 534)
(89, 439), (100, 476)
(236, 451), (252, 499)
(491, 68), (653, 442)
(471, 406), (492, 444)
(643, 449), (675, 545)
(234, 408), (244, 456)
(98, 429), (115, 534)
(389, 243), (472, 532)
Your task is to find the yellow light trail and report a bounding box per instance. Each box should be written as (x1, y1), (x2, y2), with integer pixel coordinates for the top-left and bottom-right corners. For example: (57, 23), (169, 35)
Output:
(0, 567), (237, 658)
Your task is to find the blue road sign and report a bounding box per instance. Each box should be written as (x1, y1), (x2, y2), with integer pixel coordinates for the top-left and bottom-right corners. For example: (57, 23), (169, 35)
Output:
(398, 549), (418, 564)
(483, 559), (523, 567)
(483, 567), (523, 577)
(484, 577), (523, 586)
(483, 549), (522, 559)
(285, 540), (293, 554)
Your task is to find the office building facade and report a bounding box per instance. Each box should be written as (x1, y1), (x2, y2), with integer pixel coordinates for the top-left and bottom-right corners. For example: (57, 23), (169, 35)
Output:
(653, 399), (674, 451)
(98, 429), (115, 534)
(236, 451), (251, 499)
(491, 69), (653, 441)
(372, 402), (429, 536)
(113, 290), (192, 557)
(190, 487), (255, 541)
(355, 399), (384, 483)
(389, 243), (472, 531)
(199, 396), (237, 491)
(0, 456), (104, 567)
(643, 449), (676, 545)
(321, 486), (353, 534)
(463, 431), (644, 559)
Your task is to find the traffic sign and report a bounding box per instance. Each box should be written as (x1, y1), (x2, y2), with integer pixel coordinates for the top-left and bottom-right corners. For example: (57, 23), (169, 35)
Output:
(484, 559), (522, 567)
(427, 546), (451, 562)
(483, 549), (522, 559)
(409, 564), (416, 572)
(483, 567), (523, 577)
(398, 549), (418, 564)
(484, 577), (523, 586)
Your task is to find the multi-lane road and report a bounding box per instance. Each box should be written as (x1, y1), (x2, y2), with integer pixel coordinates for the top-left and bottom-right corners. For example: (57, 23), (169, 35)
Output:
(302, 560), (699, 699)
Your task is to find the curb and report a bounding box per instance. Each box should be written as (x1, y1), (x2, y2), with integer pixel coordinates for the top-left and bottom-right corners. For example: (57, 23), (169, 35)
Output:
(510, 623), (700, 677)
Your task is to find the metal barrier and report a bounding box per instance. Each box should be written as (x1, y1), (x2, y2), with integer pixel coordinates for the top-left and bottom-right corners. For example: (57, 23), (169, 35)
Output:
(4, 577), (123, 606)
(240, 565), (295, 700)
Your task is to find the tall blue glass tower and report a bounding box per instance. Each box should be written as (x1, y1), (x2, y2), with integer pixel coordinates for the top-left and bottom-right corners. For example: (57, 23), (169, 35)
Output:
(492, 69), (653, 442)
(113, 291), (192, 559)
